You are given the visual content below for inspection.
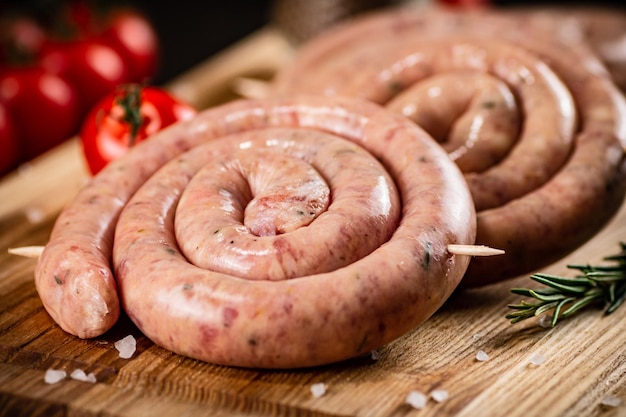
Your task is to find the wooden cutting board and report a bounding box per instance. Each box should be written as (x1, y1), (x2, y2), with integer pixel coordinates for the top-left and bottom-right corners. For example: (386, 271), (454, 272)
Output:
(1, 26), (626, 417)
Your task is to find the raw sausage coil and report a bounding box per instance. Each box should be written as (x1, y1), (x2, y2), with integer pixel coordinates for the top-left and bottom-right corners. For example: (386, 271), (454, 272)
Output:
(272, 6), (626, 286)
(35, 96), (476, 368)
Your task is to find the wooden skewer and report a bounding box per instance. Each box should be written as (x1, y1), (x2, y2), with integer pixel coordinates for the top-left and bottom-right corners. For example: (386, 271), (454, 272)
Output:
(8, 244), (504, 259)
(447, 244), (505, 257)
(8, 246), (44, 258)
(232, 77), (271, 99)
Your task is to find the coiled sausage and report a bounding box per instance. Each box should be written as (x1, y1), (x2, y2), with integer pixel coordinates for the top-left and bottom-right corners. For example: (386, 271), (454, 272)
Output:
(272, 6), (626, 286)
(35, 96), (476, 368)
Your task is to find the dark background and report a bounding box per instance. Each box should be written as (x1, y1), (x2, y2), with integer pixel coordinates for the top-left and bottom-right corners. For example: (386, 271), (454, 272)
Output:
(121, 0), (626, 85)
(2, 0), (625, 85)
(130, 0), (273, 85)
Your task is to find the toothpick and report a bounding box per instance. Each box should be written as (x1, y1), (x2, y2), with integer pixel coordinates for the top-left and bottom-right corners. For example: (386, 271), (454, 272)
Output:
(447, 244), (505, 257)
(8, 246), (44, 258)
(232, 77), (271, 99)
(8, 244), (503, 259)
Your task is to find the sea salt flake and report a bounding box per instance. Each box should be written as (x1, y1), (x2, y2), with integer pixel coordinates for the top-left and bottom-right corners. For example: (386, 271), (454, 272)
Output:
(529, 353), (547, 366)
(24, 207), (44, 224)
(44, 369), (66, 384)
(476, 350), (490, 362)
(431, 389), (449, 403)
(310, 382), (327, 398)
(405, 390), (427, 410)
(70, 369), (97, 383)
(114, 335), (136, 359)
(370, 349), (381, 361)
(538, 315), (553, 328)
(601, 395), (622, 408)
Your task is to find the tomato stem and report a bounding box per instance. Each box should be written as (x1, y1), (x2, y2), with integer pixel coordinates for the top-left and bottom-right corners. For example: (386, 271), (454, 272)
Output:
(115, 84), (143, 146)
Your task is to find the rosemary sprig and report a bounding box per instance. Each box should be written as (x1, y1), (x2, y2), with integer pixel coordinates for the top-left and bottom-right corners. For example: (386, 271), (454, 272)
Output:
(506, 242), (626, 327)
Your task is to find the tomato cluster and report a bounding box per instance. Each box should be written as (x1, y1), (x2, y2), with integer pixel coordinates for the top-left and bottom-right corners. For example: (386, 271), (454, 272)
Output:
(0, 0), (160, 176)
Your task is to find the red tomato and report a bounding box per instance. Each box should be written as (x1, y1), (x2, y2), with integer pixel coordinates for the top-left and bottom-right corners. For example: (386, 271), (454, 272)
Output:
(40, 38), (130, 113)
(0, 102), (19, 175)
(46, 1), (159, 83)
(80, 84), (196, 175)
(99, 9), (160, 83)
(0, 66), (81, 160)
(0, 15), (47, 63)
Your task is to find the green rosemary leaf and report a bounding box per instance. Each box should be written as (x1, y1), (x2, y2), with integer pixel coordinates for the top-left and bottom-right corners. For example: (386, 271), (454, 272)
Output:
(608, 283), (616, 304)
(606, 284), (626, 314)
(574, 264), (625, 272)
(532, 287), (566, 296)
(506, 310), (536, 323)
(531, 274), (590, 295)
(535, 301), (560, 316)
(528, 290), (568, 302)
(586, 271), (626, 282)
(551, 297), (576, 326)
(508, 243), (626, 326)
(511, 287), (562, 298)
(560, 293), (604, 318)
(510, 288), (535, 297)
(507, 303), (534, 311)
(532, 273), (590, 286)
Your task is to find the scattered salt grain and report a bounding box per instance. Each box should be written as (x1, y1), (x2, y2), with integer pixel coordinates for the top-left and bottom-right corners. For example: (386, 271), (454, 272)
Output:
(44, 369), (66, 384)
(405, 390), (427, 410)
(24, 207), (44, 224)
(370, 349), (381, 361)
(601, 395), (622, 408)
(70, 369), (97, 383)
(529, 353), (547, 366)
(114, 335), (136, 359)
(431, 389), (449, 403)
(471, 333), (484, 341)
(538, 315), (553, 329)
(476, 350), (490, 362)
(310, 382), (327, 398)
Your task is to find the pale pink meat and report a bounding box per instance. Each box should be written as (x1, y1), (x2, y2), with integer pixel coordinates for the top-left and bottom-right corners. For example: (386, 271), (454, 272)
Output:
(271, 6), (626, 286)
(35, 96), (476, 368)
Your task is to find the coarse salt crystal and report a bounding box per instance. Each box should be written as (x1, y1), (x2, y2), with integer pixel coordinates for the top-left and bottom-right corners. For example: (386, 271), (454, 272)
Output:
(24, 207), (44, 224)
(370, 349), (381, 361)
(476, 350), (490, 362)
(471, 333), (484, 341)
(114, 335), (136, 359)
(538, 315), (553, 328)
(529, 353), (547, 366)
(601, 395), (622, 408)
(70, 369), (97, 383)
(310, 382), (327, 398)
(44, 369), (66, 384)
(405, 390), (427, 410)
(431, 389), (449, 403)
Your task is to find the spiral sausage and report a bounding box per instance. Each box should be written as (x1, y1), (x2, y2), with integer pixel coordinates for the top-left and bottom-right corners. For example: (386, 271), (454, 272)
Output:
(272, 6), (626, 286)
(35, 96), (476, 368)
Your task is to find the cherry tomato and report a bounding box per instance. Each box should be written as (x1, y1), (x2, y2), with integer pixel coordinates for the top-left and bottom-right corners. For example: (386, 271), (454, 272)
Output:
(0, 66), (81, 160)
(46, 1), (159, 83)
(0, 15), (47, 64)
(0, 102), (19, 175)
(40, 38), (130, 113)
(80, 84), (196, 175)
(99, 9), (160, 83)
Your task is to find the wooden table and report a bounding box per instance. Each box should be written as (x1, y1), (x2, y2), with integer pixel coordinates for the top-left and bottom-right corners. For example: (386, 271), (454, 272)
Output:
(2, 25), (626, 417)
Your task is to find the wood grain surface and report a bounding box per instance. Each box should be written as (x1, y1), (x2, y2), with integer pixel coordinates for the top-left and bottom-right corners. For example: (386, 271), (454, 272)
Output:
(1, 25), (626, 417)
